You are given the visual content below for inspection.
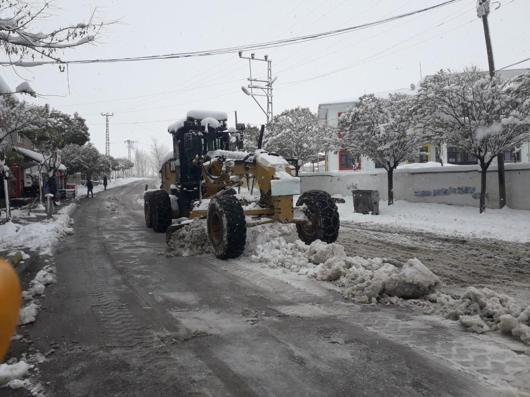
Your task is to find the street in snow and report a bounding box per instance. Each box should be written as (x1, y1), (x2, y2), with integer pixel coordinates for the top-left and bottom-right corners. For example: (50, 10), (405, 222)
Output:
(2, 0), (530, 396)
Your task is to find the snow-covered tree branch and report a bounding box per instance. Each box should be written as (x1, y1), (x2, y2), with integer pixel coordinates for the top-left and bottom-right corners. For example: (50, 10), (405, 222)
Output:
(0, 0), (104, 62)
(416, 68), (530, 213)
(339, 93), (419, 205)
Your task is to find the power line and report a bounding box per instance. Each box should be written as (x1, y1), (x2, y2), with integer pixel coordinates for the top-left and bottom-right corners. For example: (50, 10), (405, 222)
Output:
(1, 0), (462, 67)
(497, 56), (530, 71)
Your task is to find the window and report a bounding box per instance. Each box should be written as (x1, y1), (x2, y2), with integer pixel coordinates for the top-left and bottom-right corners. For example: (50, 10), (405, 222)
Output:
(447, 146), (476, 165)
(338, 149), (354, 170)
(419, 144), (430, 163)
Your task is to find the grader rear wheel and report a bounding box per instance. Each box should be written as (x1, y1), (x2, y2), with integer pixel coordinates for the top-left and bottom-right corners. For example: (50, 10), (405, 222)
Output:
(207, 195), (246, 259)
(296, 190), (339, 244)
(151, 190), (172, 233)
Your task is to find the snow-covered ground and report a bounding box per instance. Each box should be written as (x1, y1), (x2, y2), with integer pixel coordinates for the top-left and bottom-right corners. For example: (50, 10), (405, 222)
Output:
(337, 197), (530, 243)
(1, 177), (145, 393)
(166, 221), (530, 348)
(0, 204), (75, 254)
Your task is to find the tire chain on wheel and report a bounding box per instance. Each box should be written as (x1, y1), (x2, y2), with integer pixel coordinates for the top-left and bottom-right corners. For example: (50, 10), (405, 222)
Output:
(208, 195), (246, 259)
(296, 190), (340, 244)
(150, 190), (172, 233)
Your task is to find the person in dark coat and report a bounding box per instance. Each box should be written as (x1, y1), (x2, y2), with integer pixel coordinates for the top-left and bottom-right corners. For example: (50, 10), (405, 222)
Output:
(47, 173), (58, 205)
(86, 178), (94, 198)
(103, 175), (108, 191)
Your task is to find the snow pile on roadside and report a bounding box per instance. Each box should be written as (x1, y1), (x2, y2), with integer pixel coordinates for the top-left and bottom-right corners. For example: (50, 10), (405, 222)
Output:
(429, 287), (530, 344)
(22, 265), (56, 300)
(246, 225), (440, 303)
(337, 199), (530, 243)
(19, 265), (56, 325)
(0, 204), (75, 254)
(167, 220), (212, 256)
(0, 361), (32, 386)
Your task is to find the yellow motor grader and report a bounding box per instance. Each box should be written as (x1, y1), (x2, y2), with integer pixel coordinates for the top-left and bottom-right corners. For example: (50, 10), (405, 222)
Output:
(144, 110), (339, 259)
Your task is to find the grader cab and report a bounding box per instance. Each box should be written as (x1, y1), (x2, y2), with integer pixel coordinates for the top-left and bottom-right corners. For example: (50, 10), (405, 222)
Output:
(144, 110), (339, 259)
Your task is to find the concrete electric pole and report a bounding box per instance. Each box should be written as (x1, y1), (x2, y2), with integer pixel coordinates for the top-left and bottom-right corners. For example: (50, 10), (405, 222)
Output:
(477, 0), (506, 209)
(124, 139), (136, 162)
(101, 112), (114, 157)
(239, 52), (275, 123)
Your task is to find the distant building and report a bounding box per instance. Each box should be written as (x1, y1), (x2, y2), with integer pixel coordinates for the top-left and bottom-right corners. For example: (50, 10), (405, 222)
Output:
(318, 69), (530, 172)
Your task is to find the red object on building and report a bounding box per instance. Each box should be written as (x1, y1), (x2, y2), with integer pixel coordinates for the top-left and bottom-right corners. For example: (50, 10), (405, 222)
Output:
(8, 165), (23, 198)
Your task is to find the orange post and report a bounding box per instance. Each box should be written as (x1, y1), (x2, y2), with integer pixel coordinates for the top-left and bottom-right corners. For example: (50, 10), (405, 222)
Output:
(0, 259), (21, 362)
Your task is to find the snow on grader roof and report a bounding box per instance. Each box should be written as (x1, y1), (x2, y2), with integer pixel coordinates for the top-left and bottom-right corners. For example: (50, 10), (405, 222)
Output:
(168, 110), (228, 133)
(167, 118), (186, 133)
(187, 110), (228, 121)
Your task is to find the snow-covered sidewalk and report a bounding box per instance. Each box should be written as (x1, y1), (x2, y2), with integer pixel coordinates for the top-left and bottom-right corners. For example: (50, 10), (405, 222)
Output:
(0, 204), (75, 255)
(337, 198), (530, 243)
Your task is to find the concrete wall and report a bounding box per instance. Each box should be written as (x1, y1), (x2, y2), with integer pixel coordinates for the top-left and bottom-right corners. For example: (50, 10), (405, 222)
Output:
(300, 163), (530, 210)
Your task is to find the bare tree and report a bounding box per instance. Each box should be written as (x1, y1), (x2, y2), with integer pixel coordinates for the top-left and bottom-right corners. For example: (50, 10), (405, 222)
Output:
(134, 148), (151, 177)
(150, 138), (169, 174)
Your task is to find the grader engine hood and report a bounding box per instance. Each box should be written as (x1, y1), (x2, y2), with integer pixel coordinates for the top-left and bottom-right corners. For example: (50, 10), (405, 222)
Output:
(255, 150), (300, 197)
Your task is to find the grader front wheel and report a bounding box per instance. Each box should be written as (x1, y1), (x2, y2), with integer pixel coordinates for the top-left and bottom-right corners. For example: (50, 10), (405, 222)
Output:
(207, 195), (246, 259)
(296, 190), (340, 244)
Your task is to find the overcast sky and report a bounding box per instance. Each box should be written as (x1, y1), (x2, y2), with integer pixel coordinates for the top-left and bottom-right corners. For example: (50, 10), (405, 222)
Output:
(2, 0), (529, 158)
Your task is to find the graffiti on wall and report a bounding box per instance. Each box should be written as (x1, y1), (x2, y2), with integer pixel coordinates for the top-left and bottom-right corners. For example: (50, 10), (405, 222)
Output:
(414, 186), (480, 199)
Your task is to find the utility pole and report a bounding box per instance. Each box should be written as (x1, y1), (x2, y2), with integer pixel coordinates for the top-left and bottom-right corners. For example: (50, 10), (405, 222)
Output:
(239, 52), (275, 123)
(124, 139), (136, 162)
(477, 0), (505, 209)
(101, 112), (114, 157)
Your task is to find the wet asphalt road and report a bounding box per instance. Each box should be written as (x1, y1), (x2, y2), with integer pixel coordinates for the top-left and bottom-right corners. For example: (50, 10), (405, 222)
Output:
(11, 181), (499, 396)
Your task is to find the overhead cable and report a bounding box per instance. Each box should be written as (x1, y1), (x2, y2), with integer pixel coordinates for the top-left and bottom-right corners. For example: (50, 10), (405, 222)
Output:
(0, 0), (461, 67)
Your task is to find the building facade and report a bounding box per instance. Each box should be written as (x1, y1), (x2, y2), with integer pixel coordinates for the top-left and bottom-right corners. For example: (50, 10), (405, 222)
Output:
(318, 69), (530, 172)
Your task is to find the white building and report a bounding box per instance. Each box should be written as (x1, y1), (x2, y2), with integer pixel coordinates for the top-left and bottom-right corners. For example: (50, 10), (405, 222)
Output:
(319, 69), (530, 172)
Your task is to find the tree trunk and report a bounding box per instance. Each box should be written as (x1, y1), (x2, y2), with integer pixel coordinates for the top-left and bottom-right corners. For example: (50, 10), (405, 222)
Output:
(387, 168), (394, 205)
(479, 164), (487, 214)
(497, 154), (506, 209)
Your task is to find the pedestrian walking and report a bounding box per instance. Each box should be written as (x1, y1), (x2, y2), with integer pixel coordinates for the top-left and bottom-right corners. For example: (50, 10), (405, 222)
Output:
(103, 175), (108, 191)
(86, 178), (94, 198)
(47, 172), (58, 205)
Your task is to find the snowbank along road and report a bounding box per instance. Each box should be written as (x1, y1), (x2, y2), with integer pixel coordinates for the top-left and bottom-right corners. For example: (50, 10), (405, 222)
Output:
(5, 180), (529, 396)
